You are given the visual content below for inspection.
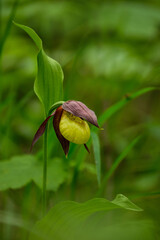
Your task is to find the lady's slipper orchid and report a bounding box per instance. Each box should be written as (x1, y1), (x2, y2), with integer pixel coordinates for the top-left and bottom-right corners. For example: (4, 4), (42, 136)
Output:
(31, 100), (100, 156)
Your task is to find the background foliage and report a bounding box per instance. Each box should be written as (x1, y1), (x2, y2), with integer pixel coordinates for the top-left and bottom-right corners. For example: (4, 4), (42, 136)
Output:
(0, 0), (160, 239)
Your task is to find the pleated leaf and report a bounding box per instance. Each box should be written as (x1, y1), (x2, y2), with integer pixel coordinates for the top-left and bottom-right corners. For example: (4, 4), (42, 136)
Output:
(35, 50), (63, 115)
(14, 22), (64, 115)
(29, 194), (142, 240)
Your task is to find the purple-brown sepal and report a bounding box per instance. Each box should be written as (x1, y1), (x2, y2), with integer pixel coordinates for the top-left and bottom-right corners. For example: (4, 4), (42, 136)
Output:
(62, 100), (99, 128)
(53, 106), (70, 156)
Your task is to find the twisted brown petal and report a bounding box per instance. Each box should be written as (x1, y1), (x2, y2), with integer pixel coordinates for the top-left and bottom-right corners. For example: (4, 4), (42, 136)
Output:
(53, 106), (70, 157)
(31, 111), (55, 151)
(62, 100), (99, 128)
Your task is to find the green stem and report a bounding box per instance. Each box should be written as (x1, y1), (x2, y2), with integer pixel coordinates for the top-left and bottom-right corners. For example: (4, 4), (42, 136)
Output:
(48, 101), (65, 116)
(42, 101), (65, 215)
(42, 123), (48, 216)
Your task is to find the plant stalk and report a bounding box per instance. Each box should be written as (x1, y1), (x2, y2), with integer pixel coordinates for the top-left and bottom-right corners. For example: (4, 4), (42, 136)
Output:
(42, 123), (48, 216)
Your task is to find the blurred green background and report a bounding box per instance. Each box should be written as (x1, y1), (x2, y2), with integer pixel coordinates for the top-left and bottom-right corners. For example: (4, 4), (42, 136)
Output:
(0, 0), (160, 239)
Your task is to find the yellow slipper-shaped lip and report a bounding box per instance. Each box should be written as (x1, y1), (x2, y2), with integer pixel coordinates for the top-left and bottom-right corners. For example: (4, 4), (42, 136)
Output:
(59, 110), (90, 144)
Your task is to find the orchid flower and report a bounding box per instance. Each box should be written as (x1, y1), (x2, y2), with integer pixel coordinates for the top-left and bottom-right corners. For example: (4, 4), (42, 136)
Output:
(31, 100), (100, 156)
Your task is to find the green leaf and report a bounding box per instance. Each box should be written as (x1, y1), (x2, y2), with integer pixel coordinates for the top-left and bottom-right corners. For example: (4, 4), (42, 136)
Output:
(91, 132), (101, 186)
(14, 22), (64, 115)
(0, 155), (66, 191)
(98, 87), (158, 126)
(48, 100), (65, 115)
(13, 21), (42, 50)
(33, 158), (67, 191)
(112, 194), (142, 211)
(0, 211), (33, 234)
(97, 136), (141, 196)
(0, 155), (35, 190)
(29, 195), (142, 240)
(35, 50), (64, 115)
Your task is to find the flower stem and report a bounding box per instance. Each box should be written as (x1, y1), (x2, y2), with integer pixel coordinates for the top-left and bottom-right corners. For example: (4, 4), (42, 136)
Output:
(42, 122), (48, 216)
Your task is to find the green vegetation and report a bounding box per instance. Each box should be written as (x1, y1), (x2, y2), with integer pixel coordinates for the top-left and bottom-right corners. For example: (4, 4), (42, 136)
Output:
(0, 0), (160, 239)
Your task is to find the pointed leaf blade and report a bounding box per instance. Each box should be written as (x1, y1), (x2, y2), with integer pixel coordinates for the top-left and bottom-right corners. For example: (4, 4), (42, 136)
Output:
(97, 135), (141, 196)
(112, 194), (143, 211)
(99, 87), (158, 126)
(14, 22), (64, 115)
(91, 132), (101, 186)
(13, 21), (42, 50)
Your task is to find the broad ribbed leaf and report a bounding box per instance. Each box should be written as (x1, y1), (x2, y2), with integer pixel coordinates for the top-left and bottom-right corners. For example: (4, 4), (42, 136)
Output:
(14, 22), (64, 115)
(35, 50), (64, 115)
(29, 195), (142, 240)
(0, 155), (66, 191)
